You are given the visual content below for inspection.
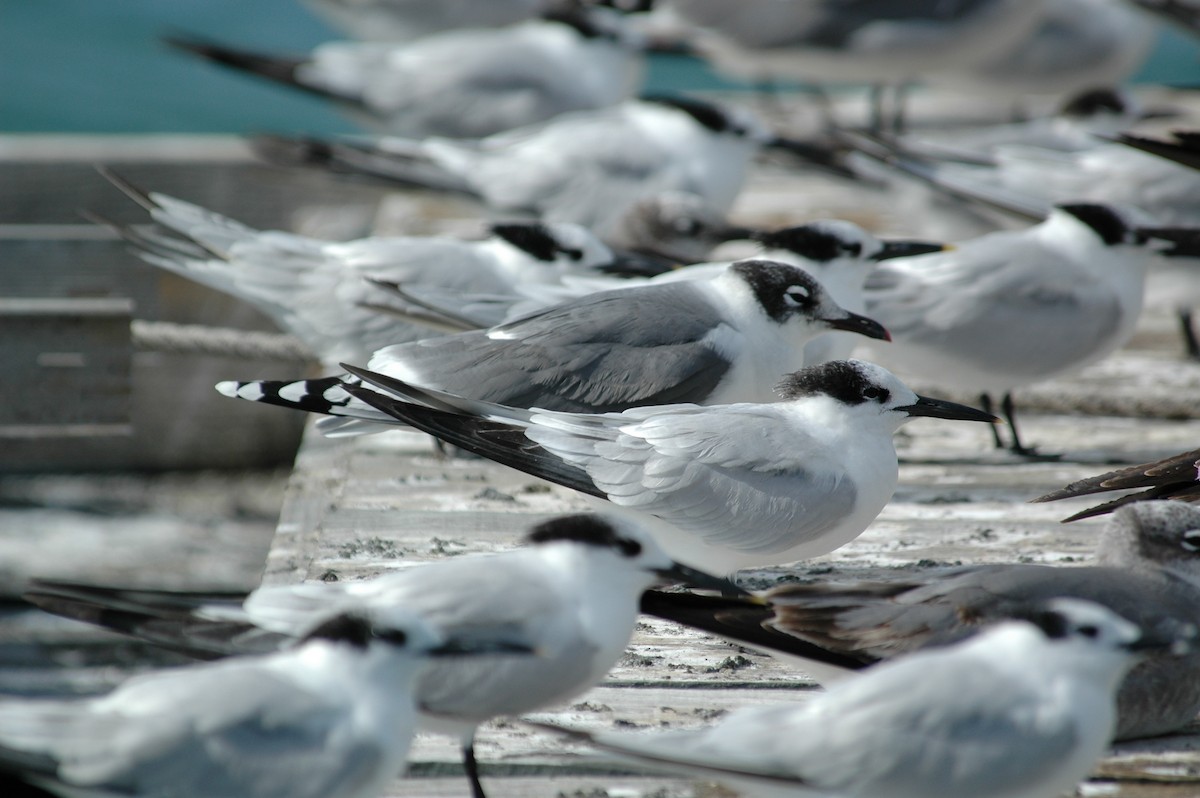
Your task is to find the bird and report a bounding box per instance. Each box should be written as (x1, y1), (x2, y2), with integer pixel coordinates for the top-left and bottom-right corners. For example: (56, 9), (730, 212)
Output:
(329, 358), (999, 572)
(298, 0), (550, 42)
(654, 0), (1046, 131)
(1132, 224), (1200, 359)
(859, 203), (1167, 456)
(361, 221), (948, 335)
(1110, 129), (1200, 173)
(1034, 449), (1200, 520)
(215, 259), (892, 435)
(24, 513), (744, 798)
(89, 168), (644, 367)
(0, 604), (530, 798)
(250, 95), (825, 240)
(746, 222), (947, 364)
(165, 9), (646, 139)
(529, 597), (1192, 798)
(641, 500), (1200, 740)
(944, 0), (1160, 106)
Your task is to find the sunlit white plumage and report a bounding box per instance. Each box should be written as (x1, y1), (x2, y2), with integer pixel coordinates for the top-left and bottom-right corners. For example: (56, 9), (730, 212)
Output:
(535, 598), (1181, 798)
(336, 359), (998, 572)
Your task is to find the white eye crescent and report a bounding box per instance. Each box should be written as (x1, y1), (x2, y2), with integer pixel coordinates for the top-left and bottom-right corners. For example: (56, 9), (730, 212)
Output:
(1182, 531), (1200, 552)
(784, 285), (811, 306)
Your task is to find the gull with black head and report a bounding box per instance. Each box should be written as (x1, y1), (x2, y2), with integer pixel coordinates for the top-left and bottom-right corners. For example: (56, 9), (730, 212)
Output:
(217, 259), (891, 436)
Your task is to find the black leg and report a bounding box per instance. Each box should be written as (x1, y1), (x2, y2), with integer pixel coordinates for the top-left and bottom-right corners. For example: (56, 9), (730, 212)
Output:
(869, 84), (886, 133)
(980, 393), (1005, 450)
(1001, 393), (1059, 460)
(1180, 310), (1200, 361)
(891, 83), (911, 135)
(463, 739), (487, 798)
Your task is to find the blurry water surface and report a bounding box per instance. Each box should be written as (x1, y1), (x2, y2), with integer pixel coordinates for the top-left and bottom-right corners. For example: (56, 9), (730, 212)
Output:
(3, 0), (1197, 134)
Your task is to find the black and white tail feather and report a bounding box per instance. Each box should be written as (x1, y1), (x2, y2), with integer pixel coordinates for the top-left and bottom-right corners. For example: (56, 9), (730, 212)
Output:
(215, 375), (402, 437)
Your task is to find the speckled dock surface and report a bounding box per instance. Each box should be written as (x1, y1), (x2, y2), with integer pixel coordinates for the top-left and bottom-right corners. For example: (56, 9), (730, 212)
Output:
(261, 315), (1200, 798)
(7, 114), (1200, 796)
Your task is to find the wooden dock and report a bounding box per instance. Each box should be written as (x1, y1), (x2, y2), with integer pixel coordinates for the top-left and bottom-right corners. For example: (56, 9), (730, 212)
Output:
(7, 121), (1200, 796)
(262, 316), (1200, 797)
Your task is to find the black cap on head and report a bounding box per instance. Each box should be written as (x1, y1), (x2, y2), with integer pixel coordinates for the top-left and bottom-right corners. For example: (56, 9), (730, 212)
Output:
(526, 514), (643, 557)
(775, 360), (888, 405)
(1057, 204), (1133, 246)
(492, 222), (578, 261)
(640, 94), (736, 134)
(731, 259), (826, 322)
(753, 226), (851, 262)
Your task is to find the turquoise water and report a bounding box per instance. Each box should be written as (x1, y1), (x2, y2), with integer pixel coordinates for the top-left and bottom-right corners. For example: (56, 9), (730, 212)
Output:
(2, 1), (1198, 134)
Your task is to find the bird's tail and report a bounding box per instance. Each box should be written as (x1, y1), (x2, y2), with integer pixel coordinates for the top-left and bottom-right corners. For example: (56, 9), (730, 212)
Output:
(216, 375), (406, 436)
(250, 134), (478, 196)
(89, 167), (337, 321)
(23, 579), (278, 659)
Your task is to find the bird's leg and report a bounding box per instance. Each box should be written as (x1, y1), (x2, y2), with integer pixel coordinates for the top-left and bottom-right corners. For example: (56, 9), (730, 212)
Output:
(1001, 393), (1059, 460)
(980, 393), (1005, 449)
(1179, 310), (1200, 361)
(462, 737), (487, 798)
(868, 84), (886, 134)
(891, 83), (912, 135)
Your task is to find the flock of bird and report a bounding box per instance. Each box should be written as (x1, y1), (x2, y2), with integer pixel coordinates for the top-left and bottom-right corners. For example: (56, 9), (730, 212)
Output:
(10, 1), (1200, 798)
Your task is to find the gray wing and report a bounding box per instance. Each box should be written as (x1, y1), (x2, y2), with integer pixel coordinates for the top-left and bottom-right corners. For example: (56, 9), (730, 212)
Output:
(769, 563), (1179, 658)
(445, 109), (678, 227)
(0, 667), (384, 798)
(527, 404), (858, 554)
(370, 283), (735, 411)
(676, 0), (1001, 48)
(865, 236), (1124, 375)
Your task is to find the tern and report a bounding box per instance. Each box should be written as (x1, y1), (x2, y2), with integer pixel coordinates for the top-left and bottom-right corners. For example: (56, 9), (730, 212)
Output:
(25, 514), (744, 798)
(531, 597), (1192, 798)
(333, 359), (999, 572)
(642, 500), (1200, 740)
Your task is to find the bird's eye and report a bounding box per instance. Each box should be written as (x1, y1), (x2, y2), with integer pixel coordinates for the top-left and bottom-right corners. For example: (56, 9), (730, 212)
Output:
(844, 242), (863, 256)
(560, 247), (585, 260)
(862, 386), (887, 401)
(1077, 625), (1100, 639)
(1182, 531), (1200, 552)
(784, 285), (813, 307)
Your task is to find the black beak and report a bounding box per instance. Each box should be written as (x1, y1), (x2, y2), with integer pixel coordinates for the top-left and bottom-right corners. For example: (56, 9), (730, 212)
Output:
(765, 136), (857, 180)
(598, 249), (679, 278)
(871, 239), (951, 261)
(429, 637), (537, 658)
(710, 223), (762, 243)
(898, 395), (1000, 423)
(654, 563), (755, 598)
(825, 311), (891, 342)
(1127, 619), (1198, 657)
(1137, 227), (1200, 258)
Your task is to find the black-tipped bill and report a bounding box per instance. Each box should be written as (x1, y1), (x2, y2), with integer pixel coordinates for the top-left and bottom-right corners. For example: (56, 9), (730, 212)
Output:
(428, 636), (537, 658)
(655, 563), (755, 598)
(825, 311), (891, 342)
(898, 395), (1001, 423)
(598, 249), (679, 278)
(872, 240), (950, 261)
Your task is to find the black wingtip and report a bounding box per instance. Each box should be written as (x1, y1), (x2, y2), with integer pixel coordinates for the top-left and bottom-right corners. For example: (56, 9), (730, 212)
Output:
(95, 165), (158, 211)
